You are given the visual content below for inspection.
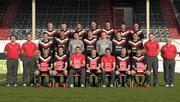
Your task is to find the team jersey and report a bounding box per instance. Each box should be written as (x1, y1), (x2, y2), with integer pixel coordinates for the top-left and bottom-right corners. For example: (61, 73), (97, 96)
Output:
(38, 55), (52, 71)
(70, 53), (85, 69)
(116, 55), (130, 71)
(83, 37), (97, 56)
(54, 53), (68, 71)
(128, 39), (143, 56)
(54, 36), (69, 53)
(86, 56), (100, 70)
(38, 39), (54, 55)
(101, 28), (115, 40)
(58, 29), (71, 38)
(101, 55), (116, 72)
(112, 38), (127, 56)
(73, 29), (86, 40)
(131, 55), (146, 72)
(44, 30), (57, 39)
(89, 28), (101, 39)
(129, 30), (144, 40)
(120, 30), (130, 40)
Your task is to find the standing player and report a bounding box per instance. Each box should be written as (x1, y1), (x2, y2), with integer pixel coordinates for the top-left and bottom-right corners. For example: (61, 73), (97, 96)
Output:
(128, 33), (143, 57)
(86, 49), (101, 87)
(34, 49), (53, 87)
(69, 46), (86, 88)
(4, 35), (21, 87)
(131, 49), (150, 87)
(161, 37), (177, 87)
(144, 33), (160, 86)
(89, 20), (101, 39)
(112, 31), (127, 56)
(44, 22), (57, 39)
(54, 30), (69, 54)
(119, 23), (130, 40)
(53, 46), (68, 88)
(130, 23), (144, 41)
(68, 32), (84, 54)
(38, 33), (54, 56)
(73, 22), (86, 40)
(21, 34), (38, 87)
(101, 48), (116, 88)
(116, 48), (131, 87)
(96, 32), (112, 56)
(83, 30), (97, 56)
(101, 20), (115, 40)
(59, 22), (71, 38)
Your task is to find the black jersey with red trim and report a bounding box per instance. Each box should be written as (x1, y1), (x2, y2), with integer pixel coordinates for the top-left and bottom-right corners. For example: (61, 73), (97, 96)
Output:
(120, 30), (130, 40)
(74, 29), (86, 40)
(101, 28), (115, 40)
(54, 37), (69, 53)
(54, 53), (68, 62)
(116, 55), (130, 69)
(128, 40), (143, 56)
(112, 38), (127, 56)
(38, 55), (53, 67)
(59, 29), (71, 38)
(86, 56), (100, 68)
(44, 30), (57, 39)
(131, 55), (146, 69)
(38, 39), (54, 55)
(83, 37), (97, 55)
(129, 30), (144, 40)
(89, 28), (101, 39)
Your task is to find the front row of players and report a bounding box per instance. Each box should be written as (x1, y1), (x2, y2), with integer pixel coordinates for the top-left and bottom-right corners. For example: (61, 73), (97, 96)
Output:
(34, 46), (150, 88)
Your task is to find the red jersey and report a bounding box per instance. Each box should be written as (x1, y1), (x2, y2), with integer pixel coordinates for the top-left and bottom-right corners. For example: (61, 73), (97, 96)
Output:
(144, 40), (160, 56)
(101, 55), (116, 72)
(70, 53), (85, 69)
(21, 41), (37, 57)
(4, 42), (21, 59)
(161, 44), (177, 60)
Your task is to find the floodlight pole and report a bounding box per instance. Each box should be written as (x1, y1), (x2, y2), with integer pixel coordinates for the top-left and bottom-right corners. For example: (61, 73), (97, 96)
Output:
(146, 0), (150, 39)
(32, 0), (36, 40)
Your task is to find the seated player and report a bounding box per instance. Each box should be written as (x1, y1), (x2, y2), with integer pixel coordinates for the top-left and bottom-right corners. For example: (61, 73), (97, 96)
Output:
(101, 48), (116, 88)
(53, 46), (68, 88)
(86, 49), (101, 87)
(131, 49), (150, 87)
(69, 46), (86, 88)
(34, 49), (53, 87)
(116, 48), (131, 87)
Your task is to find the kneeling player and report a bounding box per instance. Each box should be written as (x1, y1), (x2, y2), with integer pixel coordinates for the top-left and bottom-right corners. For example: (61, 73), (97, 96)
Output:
(53, 46), (68, 87)
(34, 49), (53, 87)
(131, 49), (150, 87)
(86, 49), (101, 87)
(101, 48), (116, 88)
(116, 48), (131, 87)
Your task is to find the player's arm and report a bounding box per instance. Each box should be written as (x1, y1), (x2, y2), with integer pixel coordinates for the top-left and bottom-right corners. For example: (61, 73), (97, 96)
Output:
(64, 62), (68, 70)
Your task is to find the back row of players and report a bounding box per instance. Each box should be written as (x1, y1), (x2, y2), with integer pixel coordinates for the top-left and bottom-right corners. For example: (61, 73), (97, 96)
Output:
(36, 20), (147, 88)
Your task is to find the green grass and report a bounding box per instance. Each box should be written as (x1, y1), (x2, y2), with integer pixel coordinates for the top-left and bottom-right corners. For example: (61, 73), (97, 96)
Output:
(0, 73), (180, 102)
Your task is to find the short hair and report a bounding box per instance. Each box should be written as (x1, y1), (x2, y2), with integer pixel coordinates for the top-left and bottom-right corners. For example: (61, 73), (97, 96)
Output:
(76, 21), (82, 26)
(75, 46), (81, 50)
(105, 48), (111, 52)
(10, 35), (17, 40)
(149, 33), (155, 36)
(58, 46), (64, 49)
(47, 21), (53, 25)
(105, 20), (110, 23)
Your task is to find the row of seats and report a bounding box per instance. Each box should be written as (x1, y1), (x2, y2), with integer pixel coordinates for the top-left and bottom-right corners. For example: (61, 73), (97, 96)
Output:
(11, 0), (99, 29)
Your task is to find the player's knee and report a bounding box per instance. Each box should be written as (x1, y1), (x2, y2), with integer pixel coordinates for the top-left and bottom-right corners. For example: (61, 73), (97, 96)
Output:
(34, 70), (40, 75)
(52, 70), (57, 76)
